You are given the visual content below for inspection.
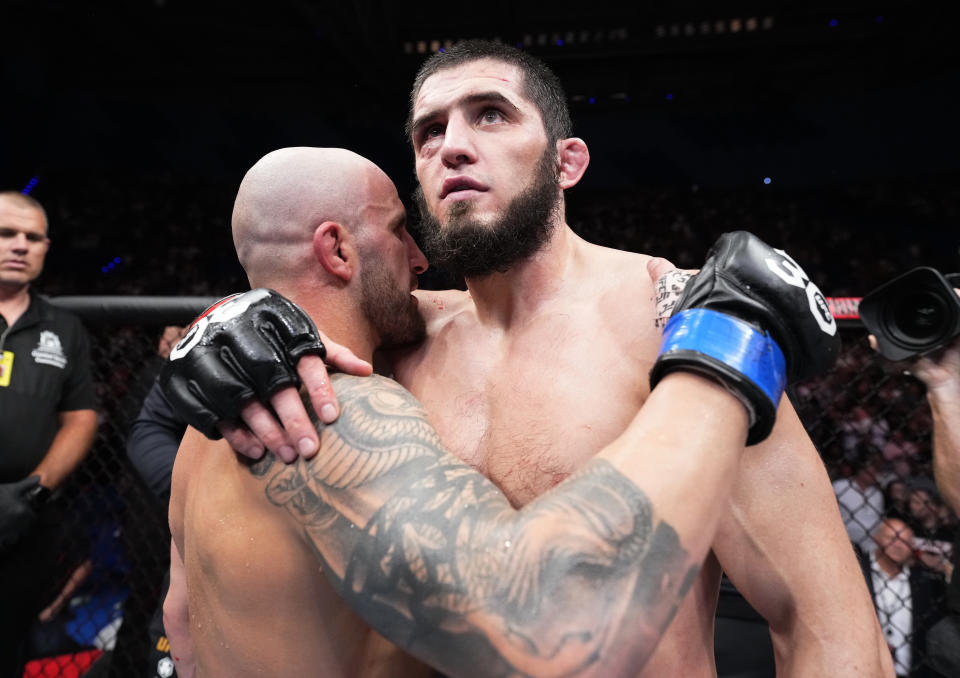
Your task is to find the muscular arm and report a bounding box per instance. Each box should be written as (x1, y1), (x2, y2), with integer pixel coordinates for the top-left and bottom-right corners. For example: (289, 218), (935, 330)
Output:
(31, 409), (97, 490)
(164, 539), (196, 678)
(930, 393), (960, 515)
(243, 371), (749, 678)
(914, 337), (960, 514)
(648, 267), (892, 676)
(712, 401), (894, 677)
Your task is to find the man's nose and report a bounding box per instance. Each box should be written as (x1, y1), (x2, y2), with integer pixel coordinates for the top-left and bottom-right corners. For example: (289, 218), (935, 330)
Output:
(404, 230), (428, 275)
(440, 115), (477, 168)
(11, 233), (29, 252)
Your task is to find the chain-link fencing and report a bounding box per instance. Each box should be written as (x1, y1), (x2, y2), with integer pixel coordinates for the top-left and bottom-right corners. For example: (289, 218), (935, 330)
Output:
(792, 326), (955, 678)
(15, 304), (956, 678)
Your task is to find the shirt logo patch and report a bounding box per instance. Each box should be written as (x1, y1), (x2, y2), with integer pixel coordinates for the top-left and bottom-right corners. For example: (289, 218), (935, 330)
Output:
(0, 350), (13, 387)
(32, 330), (68, 369)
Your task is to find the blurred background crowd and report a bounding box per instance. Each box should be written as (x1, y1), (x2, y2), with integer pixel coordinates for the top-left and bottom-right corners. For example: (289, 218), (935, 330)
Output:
(3, 0), (958, 676)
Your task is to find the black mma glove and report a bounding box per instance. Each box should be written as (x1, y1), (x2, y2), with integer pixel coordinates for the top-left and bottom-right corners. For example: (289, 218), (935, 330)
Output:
(0, 476), (43, 554)
(159, 289), (326, 439)
(649, 231), (840, 444)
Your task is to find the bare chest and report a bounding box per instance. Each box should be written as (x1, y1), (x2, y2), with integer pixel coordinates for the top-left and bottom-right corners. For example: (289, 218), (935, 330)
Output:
(396, 309), (657, 506)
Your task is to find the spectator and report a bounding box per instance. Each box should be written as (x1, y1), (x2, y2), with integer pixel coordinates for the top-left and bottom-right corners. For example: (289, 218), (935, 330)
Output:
(858, 518), (946, 677)
(906, 478), (951, 541)
(885, 478), (911, 522)
(834, 454), (886, 553)
(0, 191), (98, 675)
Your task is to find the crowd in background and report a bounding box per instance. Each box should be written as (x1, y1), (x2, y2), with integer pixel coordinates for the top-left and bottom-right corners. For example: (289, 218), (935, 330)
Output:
(31, 168), (960, 528)
(31, 170), (960, 299)
(16, 169), (960, 676)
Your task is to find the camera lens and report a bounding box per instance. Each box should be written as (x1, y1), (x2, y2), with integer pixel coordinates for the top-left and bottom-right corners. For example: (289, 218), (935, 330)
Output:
(888, 289), (948, 344)
(859, 267), (960, 361)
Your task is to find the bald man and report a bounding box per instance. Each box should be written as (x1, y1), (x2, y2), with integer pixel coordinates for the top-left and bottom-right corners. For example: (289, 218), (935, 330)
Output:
(165, 148), (432, 677)
(163, 148), (842, 677)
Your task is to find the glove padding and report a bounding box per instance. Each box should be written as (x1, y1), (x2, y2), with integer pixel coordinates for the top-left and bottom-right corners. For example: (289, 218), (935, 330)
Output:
(159, 289), (325, 439)
(0, 476), (41, 554)
(650, 231), (840, 444)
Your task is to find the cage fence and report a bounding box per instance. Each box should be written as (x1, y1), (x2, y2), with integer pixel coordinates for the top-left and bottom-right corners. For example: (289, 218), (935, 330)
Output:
(15, 303), (956, 678)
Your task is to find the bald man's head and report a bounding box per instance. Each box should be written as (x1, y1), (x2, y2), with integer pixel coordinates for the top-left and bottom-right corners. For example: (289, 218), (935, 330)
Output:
(232, 147), (387, 289)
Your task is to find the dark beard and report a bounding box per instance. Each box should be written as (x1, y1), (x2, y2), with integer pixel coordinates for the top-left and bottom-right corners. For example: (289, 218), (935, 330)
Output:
(412, 149), (561, 278)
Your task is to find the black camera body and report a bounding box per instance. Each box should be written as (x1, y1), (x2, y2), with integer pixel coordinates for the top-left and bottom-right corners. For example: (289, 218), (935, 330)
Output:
(859, 267), (960, 361)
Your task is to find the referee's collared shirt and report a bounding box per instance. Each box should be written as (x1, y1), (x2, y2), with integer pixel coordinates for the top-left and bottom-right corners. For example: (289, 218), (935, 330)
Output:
(0, 289), (96, 481)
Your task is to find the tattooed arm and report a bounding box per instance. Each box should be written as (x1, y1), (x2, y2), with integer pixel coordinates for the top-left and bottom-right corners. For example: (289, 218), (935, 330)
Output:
(250, 371), (749, 678)
(653, 268), (694, 329)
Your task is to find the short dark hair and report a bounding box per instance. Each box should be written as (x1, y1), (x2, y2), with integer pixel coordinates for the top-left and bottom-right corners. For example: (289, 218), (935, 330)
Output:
(0, 191), (48, 232)
(405, 40), (572, 148)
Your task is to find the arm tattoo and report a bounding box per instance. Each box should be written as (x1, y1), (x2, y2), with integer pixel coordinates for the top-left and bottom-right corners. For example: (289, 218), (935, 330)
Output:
(253, 374), (698, 677)
(654, 269), (693, 329)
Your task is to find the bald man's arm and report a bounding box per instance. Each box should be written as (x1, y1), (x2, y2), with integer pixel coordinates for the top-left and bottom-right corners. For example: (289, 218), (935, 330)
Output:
(242, 372), (749, 678)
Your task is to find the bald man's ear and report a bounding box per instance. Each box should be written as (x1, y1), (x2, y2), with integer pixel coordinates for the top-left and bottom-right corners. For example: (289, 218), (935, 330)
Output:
(557, 137), (589, 190)
(313, 221), (356, 282)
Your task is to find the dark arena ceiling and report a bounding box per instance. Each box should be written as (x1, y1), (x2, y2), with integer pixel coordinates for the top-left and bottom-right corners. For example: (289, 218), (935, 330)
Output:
(3, 0), (959, 191)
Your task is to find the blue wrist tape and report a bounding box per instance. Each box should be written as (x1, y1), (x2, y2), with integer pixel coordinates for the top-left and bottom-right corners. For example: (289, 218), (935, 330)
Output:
(658, 309), (787, 408)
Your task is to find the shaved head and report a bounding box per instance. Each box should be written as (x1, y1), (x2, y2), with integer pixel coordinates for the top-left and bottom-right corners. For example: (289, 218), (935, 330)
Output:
(0, 191), (48, 233)
(232, 147), (386, 288)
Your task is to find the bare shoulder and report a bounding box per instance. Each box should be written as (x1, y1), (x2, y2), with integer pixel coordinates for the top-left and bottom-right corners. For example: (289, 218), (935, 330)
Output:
(413, 288), (473, 332)
(581, 242), (678, 290)
(580, 242), (694, 329)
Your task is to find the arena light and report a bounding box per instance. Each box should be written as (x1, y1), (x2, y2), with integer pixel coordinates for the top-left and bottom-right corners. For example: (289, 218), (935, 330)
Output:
(652, 15), (775, 42)
(21, 176), (39, 195)
(763, 177), (772, 185)
(101, 257), (122, 274)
